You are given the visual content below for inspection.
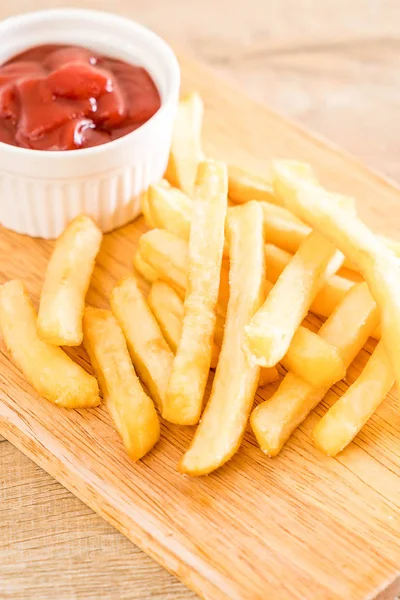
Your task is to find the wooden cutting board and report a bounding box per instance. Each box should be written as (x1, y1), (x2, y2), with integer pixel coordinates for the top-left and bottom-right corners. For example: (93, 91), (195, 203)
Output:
(1, 55), (400, 600)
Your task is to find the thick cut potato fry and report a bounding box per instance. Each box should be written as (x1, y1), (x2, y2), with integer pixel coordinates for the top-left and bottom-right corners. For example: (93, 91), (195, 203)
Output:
(228, 165), (279, 205)
(138, 230), (359, 330)
(141, 190), (158, 229)
(165, 92), (204, 196)
(147, 281), (220, 369)
(262, 199), (400, 278)
(83, 307), (159, 460)
(139, 229), (188, 294)
(137, 231), (228, 321)
(251, 282), (379, 456)
(147, 280), (275, 381)
(163, 160), (228, 425)
(37, 214), (102, 346)
(262, 203), (312, 254)
(110, 276), (174, 411)
(245, 231), (344, 367)
(137, 230), (357, 380)
(264, 244), (355, 321)
(148, 182), (192, 239)
(0, 280), (100, 408)
(258, 366), (280, 387)
(133, 250), (159, 283)
(280, 326), (345, 388)
(179, 201), (265, 475)
(313, 341), (393, 456)
(273, 159), (400, 393)
(147, 281), (184, 353)
(148, 181), (230, 258)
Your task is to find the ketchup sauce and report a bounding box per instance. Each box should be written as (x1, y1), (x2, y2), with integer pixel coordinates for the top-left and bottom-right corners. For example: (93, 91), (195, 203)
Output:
(0, 44), (161, 151)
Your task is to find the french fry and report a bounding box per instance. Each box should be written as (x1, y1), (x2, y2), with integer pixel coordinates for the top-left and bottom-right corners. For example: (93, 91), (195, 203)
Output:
(147, 181), (230, 258)
(163, 160), (228, 425)
(148, 181), (192, 239)
(137, 230), (229, 319)
(37, 214), (102, 346)
(251, 282), (380, 456)
(280, 326), (345, 388)
(147, 281), (184, 353)
(83, 307), (159, 460)
(262, 202), (400, 278)
(133, 249), (159, 283)
(138, 229), (187, 295)
(264, 244), (356, 321)
(313, 341), (393, 456)
(138, 229), (359, 331)
(148, 281), (221, 369)
(179, 201), (265, 475)
(141, 190), (158, 229)
(0, 280), (100, 408)
(110, 276), (174, 411)
(147, 280), (276, 381)
(245, 231), (344, 367)
(165, 92), (204, 196)
(262, 203), (312, 254)
(228, 165), (279, 205)
(258, 366), (280, 387)
(137, 230), (357, 381)
(337, 267), (363, 282)
(273, 159), (400, 393)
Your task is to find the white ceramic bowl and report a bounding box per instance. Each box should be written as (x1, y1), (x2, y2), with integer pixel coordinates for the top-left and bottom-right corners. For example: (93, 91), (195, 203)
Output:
(0, 9), (180, 238)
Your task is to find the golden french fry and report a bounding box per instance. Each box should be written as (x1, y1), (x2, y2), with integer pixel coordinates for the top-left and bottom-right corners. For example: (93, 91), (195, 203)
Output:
(163, 160), (228, 425)
(148, 181), (230, 258)
(258, 366), (280, 387)
(137, 230), (357, 380)
(273, 159), (400, 393)
(228, 165), (278, 205)
(83, 307), (159, 460)
(110, 276), (174, 411)
(148, 181), (192, 239)
(262, 201), (399, 278)
(147, 280), (220, 369)
(0, 280), (100, 408)
(280, 326), (345, 388)
(147, 281), (183, 353)
(251, 282), (380, 456)
(179, 201), (265, 475)
(165, 92), (204, 196)
(37, 215), (102, 346)
(245, 231), (344, 367)
(337, 267), (363, 282)
(264, 244), (355, 322)
(133, 249), (159, 283)
(138, 229), (360, 332)
(343, 234), (400, 271)
(262, 203), (312, 254)
(141, 190), (157, 229)
(138, 229), (187, 294)
(137, 231), (229, 319)
(313, 341), (393, 456)
(147, 280), (276, 380)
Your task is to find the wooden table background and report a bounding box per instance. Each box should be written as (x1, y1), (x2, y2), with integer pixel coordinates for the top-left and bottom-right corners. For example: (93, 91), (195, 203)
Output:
(1, 1), (400, 598)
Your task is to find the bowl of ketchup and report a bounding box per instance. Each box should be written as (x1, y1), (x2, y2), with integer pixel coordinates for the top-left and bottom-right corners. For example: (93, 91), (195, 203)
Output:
(0, 9), (180, 238)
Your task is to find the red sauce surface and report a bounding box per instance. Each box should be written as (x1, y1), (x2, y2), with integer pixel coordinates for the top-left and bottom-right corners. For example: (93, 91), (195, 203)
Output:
(0, 44), (161, 151)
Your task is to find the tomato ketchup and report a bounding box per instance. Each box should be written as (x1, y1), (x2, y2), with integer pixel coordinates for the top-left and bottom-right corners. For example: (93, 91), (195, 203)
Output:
(0, 44), (161, 151)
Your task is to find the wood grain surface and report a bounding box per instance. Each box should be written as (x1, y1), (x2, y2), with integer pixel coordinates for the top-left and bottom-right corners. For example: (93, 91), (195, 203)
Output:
(2, 49), (400, 600)
(1, 2), (400, 599)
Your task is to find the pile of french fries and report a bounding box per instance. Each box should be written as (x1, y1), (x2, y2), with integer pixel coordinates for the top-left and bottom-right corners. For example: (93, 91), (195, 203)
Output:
(1, 91), (399, 475)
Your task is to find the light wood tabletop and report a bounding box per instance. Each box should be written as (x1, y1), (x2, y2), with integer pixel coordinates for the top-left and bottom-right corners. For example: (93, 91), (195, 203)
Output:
(1, 1), (400, 599)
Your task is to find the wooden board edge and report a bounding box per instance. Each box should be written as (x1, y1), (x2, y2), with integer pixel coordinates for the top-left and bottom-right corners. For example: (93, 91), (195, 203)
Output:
(178, 52), (400, 198)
